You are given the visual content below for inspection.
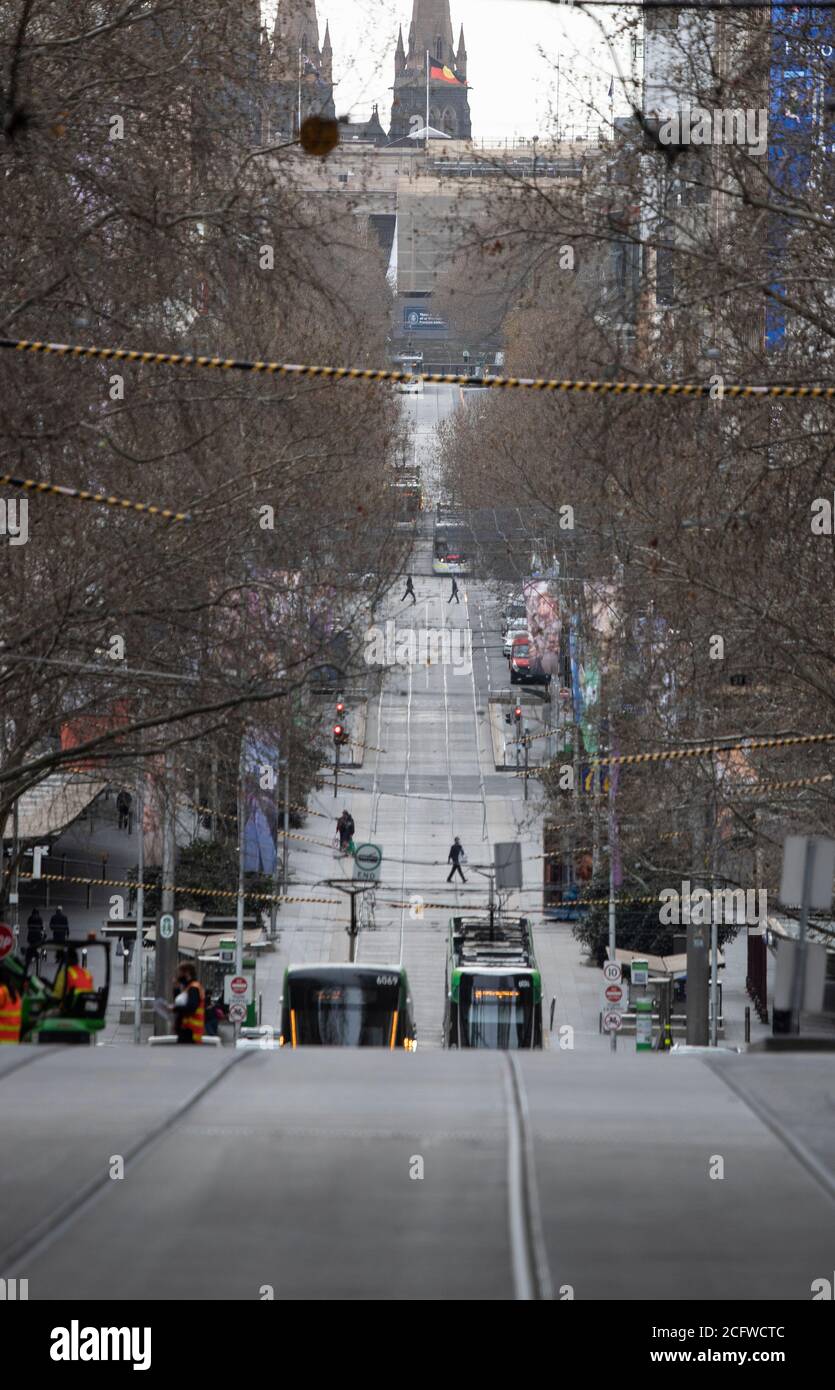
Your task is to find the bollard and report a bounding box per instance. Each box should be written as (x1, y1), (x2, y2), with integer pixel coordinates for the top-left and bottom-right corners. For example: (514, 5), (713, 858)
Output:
(745, 1005), (750, 1043)
(635, 996), (653, 1052)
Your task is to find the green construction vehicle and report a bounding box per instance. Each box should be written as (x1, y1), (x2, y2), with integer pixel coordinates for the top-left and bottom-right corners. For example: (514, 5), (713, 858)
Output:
(16, 936), (111, 1044)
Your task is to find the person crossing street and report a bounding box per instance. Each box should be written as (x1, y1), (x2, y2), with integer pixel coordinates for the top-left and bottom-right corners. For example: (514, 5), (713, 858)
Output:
(447, 837), (467, 883)
(448, 576), (460, 604)
(402, 575), (416, 605)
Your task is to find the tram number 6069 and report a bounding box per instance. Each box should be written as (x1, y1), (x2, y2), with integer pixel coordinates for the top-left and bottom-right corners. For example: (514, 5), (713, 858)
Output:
(376, 975), (398, 986)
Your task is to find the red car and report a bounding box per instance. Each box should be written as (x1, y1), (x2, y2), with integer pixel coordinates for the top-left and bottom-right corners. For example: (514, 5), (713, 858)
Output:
(509, 634), (550, 685)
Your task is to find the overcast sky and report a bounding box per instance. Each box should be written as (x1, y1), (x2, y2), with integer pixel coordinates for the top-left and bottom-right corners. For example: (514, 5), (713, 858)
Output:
(262, 1), (634, 142)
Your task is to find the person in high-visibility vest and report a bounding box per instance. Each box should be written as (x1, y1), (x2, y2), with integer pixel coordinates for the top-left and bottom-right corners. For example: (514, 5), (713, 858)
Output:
(52, 947), (94, 1009)
(0, 962), (23, 1044)
(172, 961), (204, 1044)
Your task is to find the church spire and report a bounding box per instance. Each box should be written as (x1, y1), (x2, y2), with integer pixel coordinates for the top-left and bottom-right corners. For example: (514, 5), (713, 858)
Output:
(272, 1), (322, 62)
(406, 0), (455, 67)
(456, 24), (467, 79)
(395, 24), (406, 77)
(321, 20), (332, 84)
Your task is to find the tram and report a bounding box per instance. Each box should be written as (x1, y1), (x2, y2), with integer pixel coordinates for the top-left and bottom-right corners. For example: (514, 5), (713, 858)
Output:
(279, 964), (417, 1049)
(444, 917), (543, 1049)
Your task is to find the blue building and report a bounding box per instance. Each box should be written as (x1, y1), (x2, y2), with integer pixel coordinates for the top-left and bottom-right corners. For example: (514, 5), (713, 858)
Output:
(767, 5), (834, 346)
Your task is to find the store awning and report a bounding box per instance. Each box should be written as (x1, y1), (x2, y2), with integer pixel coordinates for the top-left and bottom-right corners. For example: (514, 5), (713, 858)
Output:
(3, 774), (108, 840)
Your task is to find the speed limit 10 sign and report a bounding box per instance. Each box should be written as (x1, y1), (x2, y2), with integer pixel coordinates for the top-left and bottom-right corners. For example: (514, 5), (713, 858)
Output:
(603, 961), (622, 984)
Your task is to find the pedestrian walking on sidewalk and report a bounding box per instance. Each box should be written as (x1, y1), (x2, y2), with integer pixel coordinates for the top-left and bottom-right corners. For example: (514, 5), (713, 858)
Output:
(402, 575), (416, 605)
(447, 837), (467, 883)
(448, 576), (460, 604)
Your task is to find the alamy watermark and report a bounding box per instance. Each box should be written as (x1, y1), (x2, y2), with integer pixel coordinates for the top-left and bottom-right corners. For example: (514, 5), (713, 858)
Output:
(658, 108), (767, 157)
(659, 882), (767, 926)
(364, 621), (472, 676)
(0, 498), (28, 546)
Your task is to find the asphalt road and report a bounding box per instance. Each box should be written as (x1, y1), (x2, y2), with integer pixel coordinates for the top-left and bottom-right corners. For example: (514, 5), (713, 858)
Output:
(2, 1047), (833, 1301)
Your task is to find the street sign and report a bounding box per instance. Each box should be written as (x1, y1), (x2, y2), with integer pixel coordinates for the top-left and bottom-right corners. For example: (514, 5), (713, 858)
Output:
(604, 983), (624, 1006)
(159, 913), (175, 940)
(224, 973), (254, 1006)
(0, 923), (13, 960)
(228, 1001), (247, 1024)
(603, 961), (622, 984)
(603, 1010), (623, 1033)
(632, 959), (649, 987)
(354, 842), (383, 882)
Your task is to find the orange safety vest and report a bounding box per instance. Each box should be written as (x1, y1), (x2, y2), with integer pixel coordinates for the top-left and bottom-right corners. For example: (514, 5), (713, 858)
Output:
(180, 979), (205, 1043)
(67, 965), (94, 994)
(0, 984), (22, 1044)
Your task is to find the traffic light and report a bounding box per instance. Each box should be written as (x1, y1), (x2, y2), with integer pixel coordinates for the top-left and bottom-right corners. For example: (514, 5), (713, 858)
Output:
(333, 723), (345, 745)
(514, 705), (522, 724)
(335, 697), (345, 718)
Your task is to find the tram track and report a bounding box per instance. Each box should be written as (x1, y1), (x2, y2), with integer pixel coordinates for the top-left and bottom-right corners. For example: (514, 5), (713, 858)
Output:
(0, 1048), (251, 1273)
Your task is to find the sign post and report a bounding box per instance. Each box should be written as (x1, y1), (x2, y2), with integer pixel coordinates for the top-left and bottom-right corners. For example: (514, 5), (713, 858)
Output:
(353, 843), (383, 883)
(601, 960), (622, 1048)
(779, 835), (835, 1033)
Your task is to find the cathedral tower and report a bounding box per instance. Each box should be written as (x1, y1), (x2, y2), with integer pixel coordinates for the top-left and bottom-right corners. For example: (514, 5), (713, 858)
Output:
(389, 1), (472, 142)
(269, 0), (336, 140)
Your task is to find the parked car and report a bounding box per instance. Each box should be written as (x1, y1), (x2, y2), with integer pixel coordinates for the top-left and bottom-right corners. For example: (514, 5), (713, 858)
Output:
(509, 634), (551, 685)
(503, 621), (529, 656)
(501, 601), (527, 635)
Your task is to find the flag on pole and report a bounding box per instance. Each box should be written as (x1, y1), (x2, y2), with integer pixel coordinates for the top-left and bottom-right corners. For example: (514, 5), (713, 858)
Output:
(429, 57), (466, 86)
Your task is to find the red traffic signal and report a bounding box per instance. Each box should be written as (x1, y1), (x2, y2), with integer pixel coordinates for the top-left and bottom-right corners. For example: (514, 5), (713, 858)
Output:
(333, 723), (344, 742)
(336, 699), (345, 717)
(514, 705), (522, 722)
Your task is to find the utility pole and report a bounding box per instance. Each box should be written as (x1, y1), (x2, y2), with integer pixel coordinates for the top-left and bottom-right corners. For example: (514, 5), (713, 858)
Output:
(607, 708), (617, 1054)
(235, 736), (246, 979)
(686, 797), (710, 1046)
(297, 47), (302, 136)
(133, 761), (145, 1045)
(154, 748), (177, 1036)
(282, 760), (290, 902)
(10, 796), (19, 938)
(425, 49), (430, 151)
(269, 759), (282, 943)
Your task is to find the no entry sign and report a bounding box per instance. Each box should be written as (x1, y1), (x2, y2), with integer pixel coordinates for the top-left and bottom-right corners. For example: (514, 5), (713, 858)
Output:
(0, 923), (14, 959)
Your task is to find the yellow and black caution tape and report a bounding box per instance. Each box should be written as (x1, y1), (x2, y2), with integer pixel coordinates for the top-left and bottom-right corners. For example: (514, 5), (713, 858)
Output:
(3, 336), (834, 401)
(0, 470), (190, 523)
(590, 730), (835, 768)
(19, 870), (339, 908)
(726, 773), (834, 796)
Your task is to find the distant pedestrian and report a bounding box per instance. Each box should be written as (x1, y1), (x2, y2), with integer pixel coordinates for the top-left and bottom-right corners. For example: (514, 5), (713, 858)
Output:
(402, 575), (416, 605)
(117, 789), (132, 833)
(204, 989), (220, 1037)
(49, 906), (69, 945)
(337, 810), (355, 854)
(448, 577), (460, 604)
(25, 907), (44, 951)
(447, 837), (467, 883)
